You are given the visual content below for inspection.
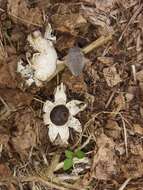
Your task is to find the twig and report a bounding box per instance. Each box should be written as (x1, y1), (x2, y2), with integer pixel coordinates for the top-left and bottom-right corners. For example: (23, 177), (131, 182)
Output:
(118, 4), (143, 42)
(105, 90), (116, 108)
(9, 13), (42, 27)
(82, 35), (112, 54)
(0, 8), (5, 12)
(0, 39), (7, 58)
(41, 152), (49, 166)
(53, 177), (85, 190)
(71, 120), (93, 149)
(33, 97), (45, 104)
(20, 176), (69, 190)
(0, 96), (12, 121)
(45, 153), (61, 177)
(56, 174), (80, 181)
(0, 96), (10, 111)
(0, 144), (3, 158)
(75, 135), (92, 152)
(74, 111), (129, 158)
(118, 178), (132, 190)
(0, 175), (83, 190)
(131, 64), (137, 84)
(118, 113), (128, 157)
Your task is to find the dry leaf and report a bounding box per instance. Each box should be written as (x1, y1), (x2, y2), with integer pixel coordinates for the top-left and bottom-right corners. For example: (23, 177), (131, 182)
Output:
(0, 89), (33, 121)
(0, 163), (11, 177)
(136, 70), (143, 92)
(0, 62), (17, 88)
(97, 56), (114, 65)
(115, 143), (125, 155)
(62, 69), (87, 93)
(8, 184), (17, 190)
(7, 0), (42, 27)
(0, 162), (15, 190)
(119, 0), (137, 9)
(81, 5), (114, 35)
(51, 13), (87, 35)
(0, 89), (33, 108)
(12, 128), (36, 152)
(125, 93), (134, 102)
(130, 142), (143, 157)
(0, 56), (18, 89)
(0, 42), (7, 62)
(122, 156), (143, 178)
(81, 5), (110, 27)
(133, 124), (143, 135)
(11, 110), (37, 155)
(140, 107), (143, 118)
(80, 0), (96, 5)
(84, 61), (99, 84)
(136, 70), (143, 81)
(103, 66), (122, 87)
(94, 0), (115, 12)
(93, 133), (117, 180)
(56, 34), (75, 52)
(105, 119), (121, 139)
(136, 70), (143, 83)
(0, 126), (9, 145)
(114, 94), (126, 111)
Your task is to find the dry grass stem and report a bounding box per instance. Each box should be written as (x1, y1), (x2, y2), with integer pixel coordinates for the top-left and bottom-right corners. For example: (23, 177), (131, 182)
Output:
(119, 3), (143, 42)
(9, 13), (42, 27)
(105, 90), (116, 108)
(119, 113), (128, 157)
(118, 178), (132, 190)
(131, 64), (137, 83)
(82, 35), (112, 54)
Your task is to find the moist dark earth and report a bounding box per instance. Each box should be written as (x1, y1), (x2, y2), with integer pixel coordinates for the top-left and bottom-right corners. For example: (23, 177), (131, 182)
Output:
(0, 0), (143, 190)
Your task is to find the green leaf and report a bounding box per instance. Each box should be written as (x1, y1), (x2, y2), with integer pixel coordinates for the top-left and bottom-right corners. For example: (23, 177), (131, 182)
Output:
(65, 150), (74, 159)
(75, 150), (85, 159)
(63, 158), (73, 171)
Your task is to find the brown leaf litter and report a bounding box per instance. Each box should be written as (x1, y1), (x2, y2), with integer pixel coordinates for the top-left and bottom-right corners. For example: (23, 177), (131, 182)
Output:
(81, 4), (114, 35)
(92, 133), (117, 181)
(103, 65), (122, 87)
(51, 12), (87, 35)
(7, 0), (43, 27)
(1, 0), (143, 190)
(0, 58), (18, 88)
(104, 119), (121, 140)
(10, 109), (38, 157)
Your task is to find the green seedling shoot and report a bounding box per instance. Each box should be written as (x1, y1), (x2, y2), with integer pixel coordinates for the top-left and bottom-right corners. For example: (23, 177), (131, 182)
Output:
(63, 149), (85, 171)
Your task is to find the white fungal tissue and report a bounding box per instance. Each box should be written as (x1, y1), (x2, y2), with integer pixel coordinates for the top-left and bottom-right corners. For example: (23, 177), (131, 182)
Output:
(17, 24), (57, 87)
(43, 83), (87, 145)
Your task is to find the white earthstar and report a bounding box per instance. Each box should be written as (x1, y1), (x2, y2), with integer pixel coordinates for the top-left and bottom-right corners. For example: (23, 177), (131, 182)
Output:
(17, 24), (58, 87)
(43, 83), (87, 144)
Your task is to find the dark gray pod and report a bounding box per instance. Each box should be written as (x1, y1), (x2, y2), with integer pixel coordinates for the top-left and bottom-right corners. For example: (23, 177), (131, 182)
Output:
(66, 47), (85, 76)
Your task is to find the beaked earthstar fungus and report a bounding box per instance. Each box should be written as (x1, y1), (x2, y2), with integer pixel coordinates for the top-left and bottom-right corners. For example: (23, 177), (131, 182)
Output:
(17, 24), (63, 87)
(43, 83), (87, 145)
